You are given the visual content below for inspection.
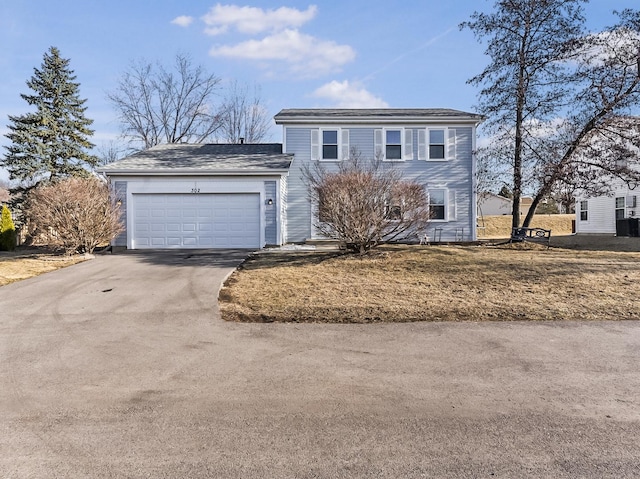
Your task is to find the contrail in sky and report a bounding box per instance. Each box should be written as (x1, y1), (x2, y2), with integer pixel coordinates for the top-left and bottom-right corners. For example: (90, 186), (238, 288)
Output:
(362, 27), (455, 82)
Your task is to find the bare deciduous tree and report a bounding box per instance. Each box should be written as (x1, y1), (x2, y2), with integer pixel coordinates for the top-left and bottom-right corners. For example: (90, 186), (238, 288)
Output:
(27, 177), (123, 254)
(304, 151), (431, 254)
(464, 4), (640, 228)
(97, 140), (129, 166)
(218, 81), (271, 144)
(107, 54), (222, 148)
(462, 0), (587, 228)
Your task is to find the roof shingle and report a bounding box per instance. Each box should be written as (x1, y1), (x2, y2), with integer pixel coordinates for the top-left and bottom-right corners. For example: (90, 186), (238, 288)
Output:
(99, 143), (292, 174)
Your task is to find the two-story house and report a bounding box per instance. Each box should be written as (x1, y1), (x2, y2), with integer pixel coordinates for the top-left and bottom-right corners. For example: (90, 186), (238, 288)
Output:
(575, 181), (640, 235)
(99, 108), (483, 249)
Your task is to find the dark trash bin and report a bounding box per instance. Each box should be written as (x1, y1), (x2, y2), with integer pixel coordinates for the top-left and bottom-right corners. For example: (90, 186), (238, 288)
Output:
(616, 218), (639, 237)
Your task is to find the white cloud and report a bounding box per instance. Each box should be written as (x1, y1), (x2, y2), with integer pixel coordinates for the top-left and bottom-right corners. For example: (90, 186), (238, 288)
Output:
(575, 29), (640, 67)
(209, 29), (355, 77)
(171, 15), (194, 27)
(312, 80), (389, 108)
(202, 4), (317, 36)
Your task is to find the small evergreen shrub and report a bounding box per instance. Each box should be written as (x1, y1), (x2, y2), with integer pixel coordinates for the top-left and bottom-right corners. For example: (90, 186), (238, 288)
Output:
(0, 204), (16, 251)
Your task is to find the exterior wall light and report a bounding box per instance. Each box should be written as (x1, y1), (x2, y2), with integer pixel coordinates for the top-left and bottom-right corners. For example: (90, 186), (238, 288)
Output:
(266, 198), (273, 205)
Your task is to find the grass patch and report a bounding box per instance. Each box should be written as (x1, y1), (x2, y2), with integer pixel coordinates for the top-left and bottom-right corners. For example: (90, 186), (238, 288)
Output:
(0, 249), (87, 286)
(478, 214), (573, 239)
(219, 245), (640, 323)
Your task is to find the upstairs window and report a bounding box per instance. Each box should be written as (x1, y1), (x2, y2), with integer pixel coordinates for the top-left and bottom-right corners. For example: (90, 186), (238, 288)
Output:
(374, 128), (413, 161)
(311, 129), (349, 161)
(322, 130), (338, 160)
(385, 130), (402, 160)
(418, 128), (454, 161)
(429, 129), (446, 160)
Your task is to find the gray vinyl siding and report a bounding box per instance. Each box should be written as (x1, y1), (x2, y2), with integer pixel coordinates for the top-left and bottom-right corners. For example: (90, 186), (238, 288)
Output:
(113, 181), (127, 247)
(348, 128), (375, 159)
(280, 175), (288, 243)
(284, 126), (476, 243)
(284, 129), (313, 242)
(264, 180), (277, 244)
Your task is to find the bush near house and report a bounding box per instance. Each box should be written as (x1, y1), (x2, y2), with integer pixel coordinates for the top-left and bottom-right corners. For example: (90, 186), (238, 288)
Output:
(26, 177), (123, 255)
(0, 204), (16, 251)
(303, 153), (431, 254)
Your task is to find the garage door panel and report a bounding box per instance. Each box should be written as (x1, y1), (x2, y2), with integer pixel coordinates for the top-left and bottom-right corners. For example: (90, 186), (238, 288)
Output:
(199, 237), (214, 246)
(133, 193), (260, 249)
(183, 208), (197, 219)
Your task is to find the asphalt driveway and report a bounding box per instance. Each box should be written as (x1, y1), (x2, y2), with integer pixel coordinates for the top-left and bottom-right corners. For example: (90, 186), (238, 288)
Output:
(1, 250), (639, 478)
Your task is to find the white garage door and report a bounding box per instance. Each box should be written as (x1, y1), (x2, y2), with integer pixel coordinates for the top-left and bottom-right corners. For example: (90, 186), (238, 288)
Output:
(133, 193), (260, 249)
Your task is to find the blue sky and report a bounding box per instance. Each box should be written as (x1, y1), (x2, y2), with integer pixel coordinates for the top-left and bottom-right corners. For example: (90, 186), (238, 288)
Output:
(1, 0), (638, 182)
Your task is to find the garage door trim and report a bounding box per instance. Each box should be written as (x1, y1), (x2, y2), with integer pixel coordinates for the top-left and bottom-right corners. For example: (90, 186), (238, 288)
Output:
(130, 192), (262, 249)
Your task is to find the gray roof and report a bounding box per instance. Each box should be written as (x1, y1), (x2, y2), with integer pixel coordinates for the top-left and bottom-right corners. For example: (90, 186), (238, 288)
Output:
(99, 143), (292, 175)
(274, 108), (484, 124)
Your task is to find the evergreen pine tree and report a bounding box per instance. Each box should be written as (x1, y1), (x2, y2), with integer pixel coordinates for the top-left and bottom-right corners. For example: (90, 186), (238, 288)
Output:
(2, 46), (98, 222)
(0, 204), (16, 251)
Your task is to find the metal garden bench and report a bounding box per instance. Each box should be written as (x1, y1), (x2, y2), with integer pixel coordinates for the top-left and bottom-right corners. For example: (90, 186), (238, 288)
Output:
(510, 227), (551, 248)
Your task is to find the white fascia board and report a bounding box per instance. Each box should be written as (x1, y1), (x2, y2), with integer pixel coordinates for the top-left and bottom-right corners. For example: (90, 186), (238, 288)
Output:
(99, 169), (290, 177)
(275, 117), (484, 126)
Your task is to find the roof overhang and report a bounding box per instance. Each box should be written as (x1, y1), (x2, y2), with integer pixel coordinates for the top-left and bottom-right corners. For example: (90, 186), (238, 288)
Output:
(275, 117), (484, 126)
(274, 109), (485, 126)
(98, 168), (290, 177)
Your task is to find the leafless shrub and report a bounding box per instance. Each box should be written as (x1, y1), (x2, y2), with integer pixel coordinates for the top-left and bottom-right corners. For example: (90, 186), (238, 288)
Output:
(303, 151), (431, 254)
(27, 177), (123, 254)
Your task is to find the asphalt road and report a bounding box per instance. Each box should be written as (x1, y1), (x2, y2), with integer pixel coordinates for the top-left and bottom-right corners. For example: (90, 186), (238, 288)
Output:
(1, 250), (639, 478)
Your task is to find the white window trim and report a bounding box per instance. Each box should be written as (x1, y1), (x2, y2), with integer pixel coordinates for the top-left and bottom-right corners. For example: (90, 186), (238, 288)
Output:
(428, 187), (450, 222)
(313, 128), (349, 162)
(579, 200), (588, 222)
(615, 196), (625, 220)
(421, 128), (455, 162)
(376, 128), (413, 162)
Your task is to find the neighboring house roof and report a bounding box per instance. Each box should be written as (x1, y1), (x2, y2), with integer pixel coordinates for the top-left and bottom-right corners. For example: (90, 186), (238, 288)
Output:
(98, 143), (292, 175)
(479, 192), (512, 203)
(520, 197), (533, 207)
(274, 108), (485, 125)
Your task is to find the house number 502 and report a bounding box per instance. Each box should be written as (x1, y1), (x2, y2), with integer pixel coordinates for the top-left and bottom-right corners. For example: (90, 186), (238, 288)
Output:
(191, 188), (200, 194)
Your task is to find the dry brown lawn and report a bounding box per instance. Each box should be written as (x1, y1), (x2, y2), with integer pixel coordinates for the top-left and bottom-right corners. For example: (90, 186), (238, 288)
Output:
(478, 214), (573, 239)
(0, 250), (87, 286)
(219, 245), (640, 323)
